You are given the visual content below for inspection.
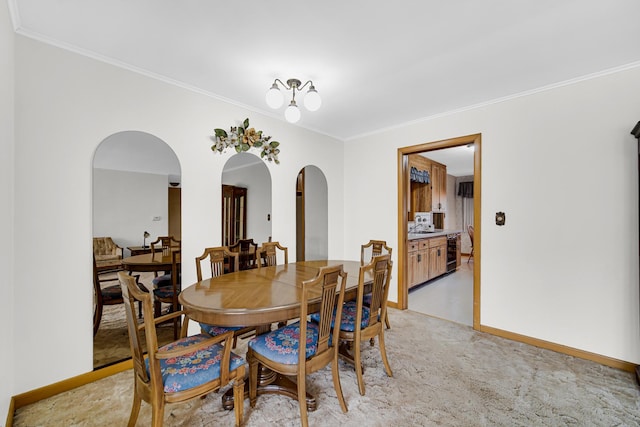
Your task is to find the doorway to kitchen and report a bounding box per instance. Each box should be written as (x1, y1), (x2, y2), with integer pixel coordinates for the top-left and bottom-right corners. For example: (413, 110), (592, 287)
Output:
(397, 134), (481, 330)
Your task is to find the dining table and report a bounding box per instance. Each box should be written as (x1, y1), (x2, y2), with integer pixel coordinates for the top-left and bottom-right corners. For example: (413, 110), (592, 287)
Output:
(178, 259), (366, 411)
(121, 250), (180, 274)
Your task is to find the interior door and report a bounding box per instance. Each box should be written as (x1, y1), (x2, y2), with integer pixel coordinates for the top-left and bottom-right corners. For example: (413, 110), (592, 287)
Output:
(222, 185), (247, 246)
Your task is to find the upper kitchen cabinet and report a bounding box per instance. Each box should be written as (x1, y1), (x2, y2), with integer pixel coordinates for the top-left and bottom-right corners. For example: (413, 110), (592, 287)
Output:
(431, 160), (447, 213)
(408, 154), (447, 219)
(408, 154), (432, 220)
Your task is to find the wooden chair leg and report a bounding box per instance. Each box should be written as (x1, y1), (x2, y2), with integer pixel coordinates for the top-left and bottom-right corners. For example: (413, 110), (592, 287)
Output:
(233, 368), (245, 427)
(332, 352), (348, 413)
(248, 350), (258, 408)
(354, 336), (365, 396)
(297, 370), (309, 427)
(378, 330), (393, 378)
(127, 392), (142, 427)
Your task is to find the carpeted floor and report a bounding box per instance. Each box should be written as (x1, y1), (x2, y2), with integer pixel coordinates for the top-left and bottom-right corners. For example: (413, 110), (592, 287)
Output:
(93, 271), (175, 368)
(15, 308), (640, 426)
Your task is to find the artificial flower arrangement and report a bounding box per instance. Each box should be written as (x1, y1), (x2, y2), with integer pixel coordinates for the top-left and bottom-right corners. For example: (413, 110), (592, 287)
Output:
(211, 118), (280, 163)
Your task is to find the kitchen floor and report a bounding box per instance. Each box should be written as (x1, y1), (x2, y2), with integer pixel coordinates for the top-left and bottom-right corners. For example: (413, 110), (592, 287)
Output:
(408, 258), (473, 326)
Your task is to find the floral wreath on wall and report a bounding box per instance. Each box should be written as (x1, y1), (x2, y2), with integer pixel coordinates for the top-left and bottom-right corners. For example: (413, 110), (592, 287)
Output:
(211, 118), (280, 164)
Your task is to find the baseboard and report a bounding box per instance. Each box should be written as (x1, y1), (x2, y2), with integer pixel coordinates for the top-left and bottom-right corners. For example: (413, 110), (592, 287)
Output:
(7, 358), (133, 423)
(479, 324), (638, 373)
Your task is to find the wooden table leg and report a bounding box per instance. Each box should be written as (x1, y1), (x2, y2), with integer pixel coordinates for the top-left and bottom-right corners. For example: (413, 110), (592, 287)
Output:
(222, 363), (317, 411)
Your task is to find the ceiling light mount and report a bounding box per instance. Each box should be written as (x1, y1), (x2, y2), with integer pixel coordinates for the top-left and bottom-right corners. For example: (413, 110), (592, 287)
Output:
(266, 78), (321, 123)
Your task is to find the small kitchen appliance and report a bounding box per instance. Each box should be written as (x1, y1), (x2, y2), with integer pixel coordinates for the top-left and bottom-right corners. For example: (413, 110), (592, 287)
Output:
(413, 212), (435, 232)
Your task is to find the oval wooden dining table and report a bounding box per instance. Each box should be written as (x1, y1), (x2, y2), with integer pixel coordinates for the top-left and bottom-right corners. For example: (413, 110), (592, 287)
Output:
(121, 250), (180, 274)
(179, 259), (365, 411)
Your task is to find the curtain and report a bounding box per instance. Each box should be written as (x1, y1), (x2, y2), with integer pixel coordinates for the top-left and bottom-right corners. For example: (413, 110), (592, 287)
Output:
(457, 181), (473, 198)
(458, 181), (474, 232)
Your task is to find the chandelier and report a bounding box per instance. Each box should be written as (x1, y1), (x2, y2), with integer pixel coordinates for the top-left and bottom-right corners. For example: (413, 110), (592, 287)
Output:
(265, 78), (321, 123)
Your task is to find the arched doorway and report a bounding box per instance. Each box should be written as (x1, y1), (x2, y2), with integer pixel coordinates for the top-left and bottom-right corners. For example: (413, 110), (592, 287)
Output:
(296, 165), (328, 261)
(92, 130), (181, 369)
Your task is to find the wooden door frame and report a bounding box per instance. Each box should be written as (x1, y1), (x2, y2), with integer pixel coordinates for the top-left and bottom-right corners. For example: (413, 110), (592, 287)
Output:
(397, 133), (482, 330)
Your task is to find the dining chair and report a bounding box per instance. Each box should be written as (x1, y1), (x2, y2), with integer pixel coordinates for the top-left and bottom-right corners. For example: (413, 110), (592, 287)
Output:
(150, 235), (181, 257)
(150, 235), (181, 279)
(360, 240), (392, 331)
(359, 239), (392, 265)
(195, 247), (254, 346)
(118, 272), (246, 427)
(93, 254), (124, 336)
(246, 264), (349, 427)
(229, 238), (258, 270)
(153, 250), (182, 339)
(467, 225), (474, 263)
(258, 241), (288, 267)
(336, 253), (394, 395)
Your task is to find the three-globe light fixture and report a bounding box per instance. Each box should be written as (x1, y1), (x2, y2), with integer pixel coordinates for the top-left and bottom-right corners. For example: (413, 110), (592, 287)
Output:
(265, 78), (321, 123)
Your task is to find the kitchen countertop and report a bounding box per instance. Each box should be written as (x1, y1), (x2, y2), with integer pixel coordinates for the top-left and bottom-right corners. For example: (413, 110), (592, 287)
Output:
(407, 229), (462, 240)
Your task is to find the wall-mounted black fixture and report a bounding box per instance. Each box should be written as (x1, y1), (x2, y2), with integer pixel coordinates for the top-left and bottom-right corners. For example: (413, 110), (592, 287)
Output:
(496, 212), (506, 226)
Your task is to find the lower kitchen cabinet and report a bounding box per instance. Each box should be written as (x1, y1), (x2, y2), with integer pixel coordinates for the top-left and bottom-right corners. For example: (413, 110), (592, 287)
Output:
(408, 239), (429, 289)
(408, 235), (448, 289)
(428, 236), (447, 280)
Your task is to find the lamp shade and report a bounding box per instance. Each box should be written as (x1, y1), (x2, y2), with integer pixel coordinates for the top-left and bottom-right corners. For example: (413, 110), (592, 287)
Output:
(304, 87), (322, 111)
(265, 85), (284, 109)
(285, 102), (301, 123)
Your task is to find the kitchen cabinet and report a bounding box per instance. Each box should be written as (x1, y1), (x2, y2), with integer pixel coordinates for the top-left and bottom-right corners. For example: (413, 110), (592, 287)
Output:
(428, 236), (447, 280)
(408, 235), (450, 288)
(408, 239), (429, 289)
(408, 154), (432, 221)
(431, 161), (447, 213)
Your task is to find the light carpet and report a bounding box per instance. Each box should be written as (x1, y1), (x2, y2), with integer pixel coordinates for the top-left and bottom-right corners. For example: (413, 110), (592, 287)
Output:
(14, 309), (640, 426)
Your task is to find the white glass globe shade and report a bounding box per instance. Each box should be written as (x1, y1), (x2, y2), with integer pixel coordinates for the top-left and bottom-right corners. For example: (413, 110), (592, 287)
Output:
(285, 103), (301, 123)
(304, 89), (322, 111)
(265, 86), (284, 109)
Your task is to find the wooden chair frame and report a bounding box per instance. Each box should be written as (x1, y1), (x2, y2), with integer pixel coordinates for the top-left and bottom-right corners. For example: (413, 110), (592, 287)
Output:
(195, 246), (239, 281)
(229, 238), (258, 270)
(195, 247), (253, 345)
(118, 272), (245, 427)
(258, 241), (288, 267)
(360, 239), (392, 330)
(339, 254), (393, 395)
(247, 264), (349, 427)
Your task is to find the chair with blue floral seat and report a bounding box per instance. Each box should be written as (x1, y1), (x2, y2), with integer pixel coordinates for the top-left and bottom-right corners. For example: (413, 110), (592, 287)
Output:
(195, 247), (254, 347)
(360, 240), (393, 331)
(118, 271), (246, 427)
(246, 264), (349, 427)
(338, 253), (393, 395)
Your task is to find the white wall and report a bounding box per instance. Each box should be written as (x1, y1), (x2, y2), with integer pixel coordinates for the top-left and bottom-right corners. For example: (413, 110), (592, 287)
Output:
(10, 35), (344, 397)
(93, 168), (169, 253)
(345, 66), (640, 363)
(0, 0), (14, 421)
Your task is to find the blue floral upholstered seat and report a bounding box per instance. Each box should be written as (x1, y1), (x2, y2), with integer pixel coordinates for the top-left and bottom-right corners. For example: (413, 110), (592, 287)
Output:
(310, 300), (370, 333)
(147, 334), (246, 393)
(248, 321), (320, 365)
(199, 323), (243, 337)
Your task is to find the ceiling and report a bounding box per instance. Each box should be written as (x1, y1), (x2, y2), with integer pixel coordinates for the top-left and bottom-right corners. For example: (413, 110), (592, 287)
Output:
(10, 0), (640, 175)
